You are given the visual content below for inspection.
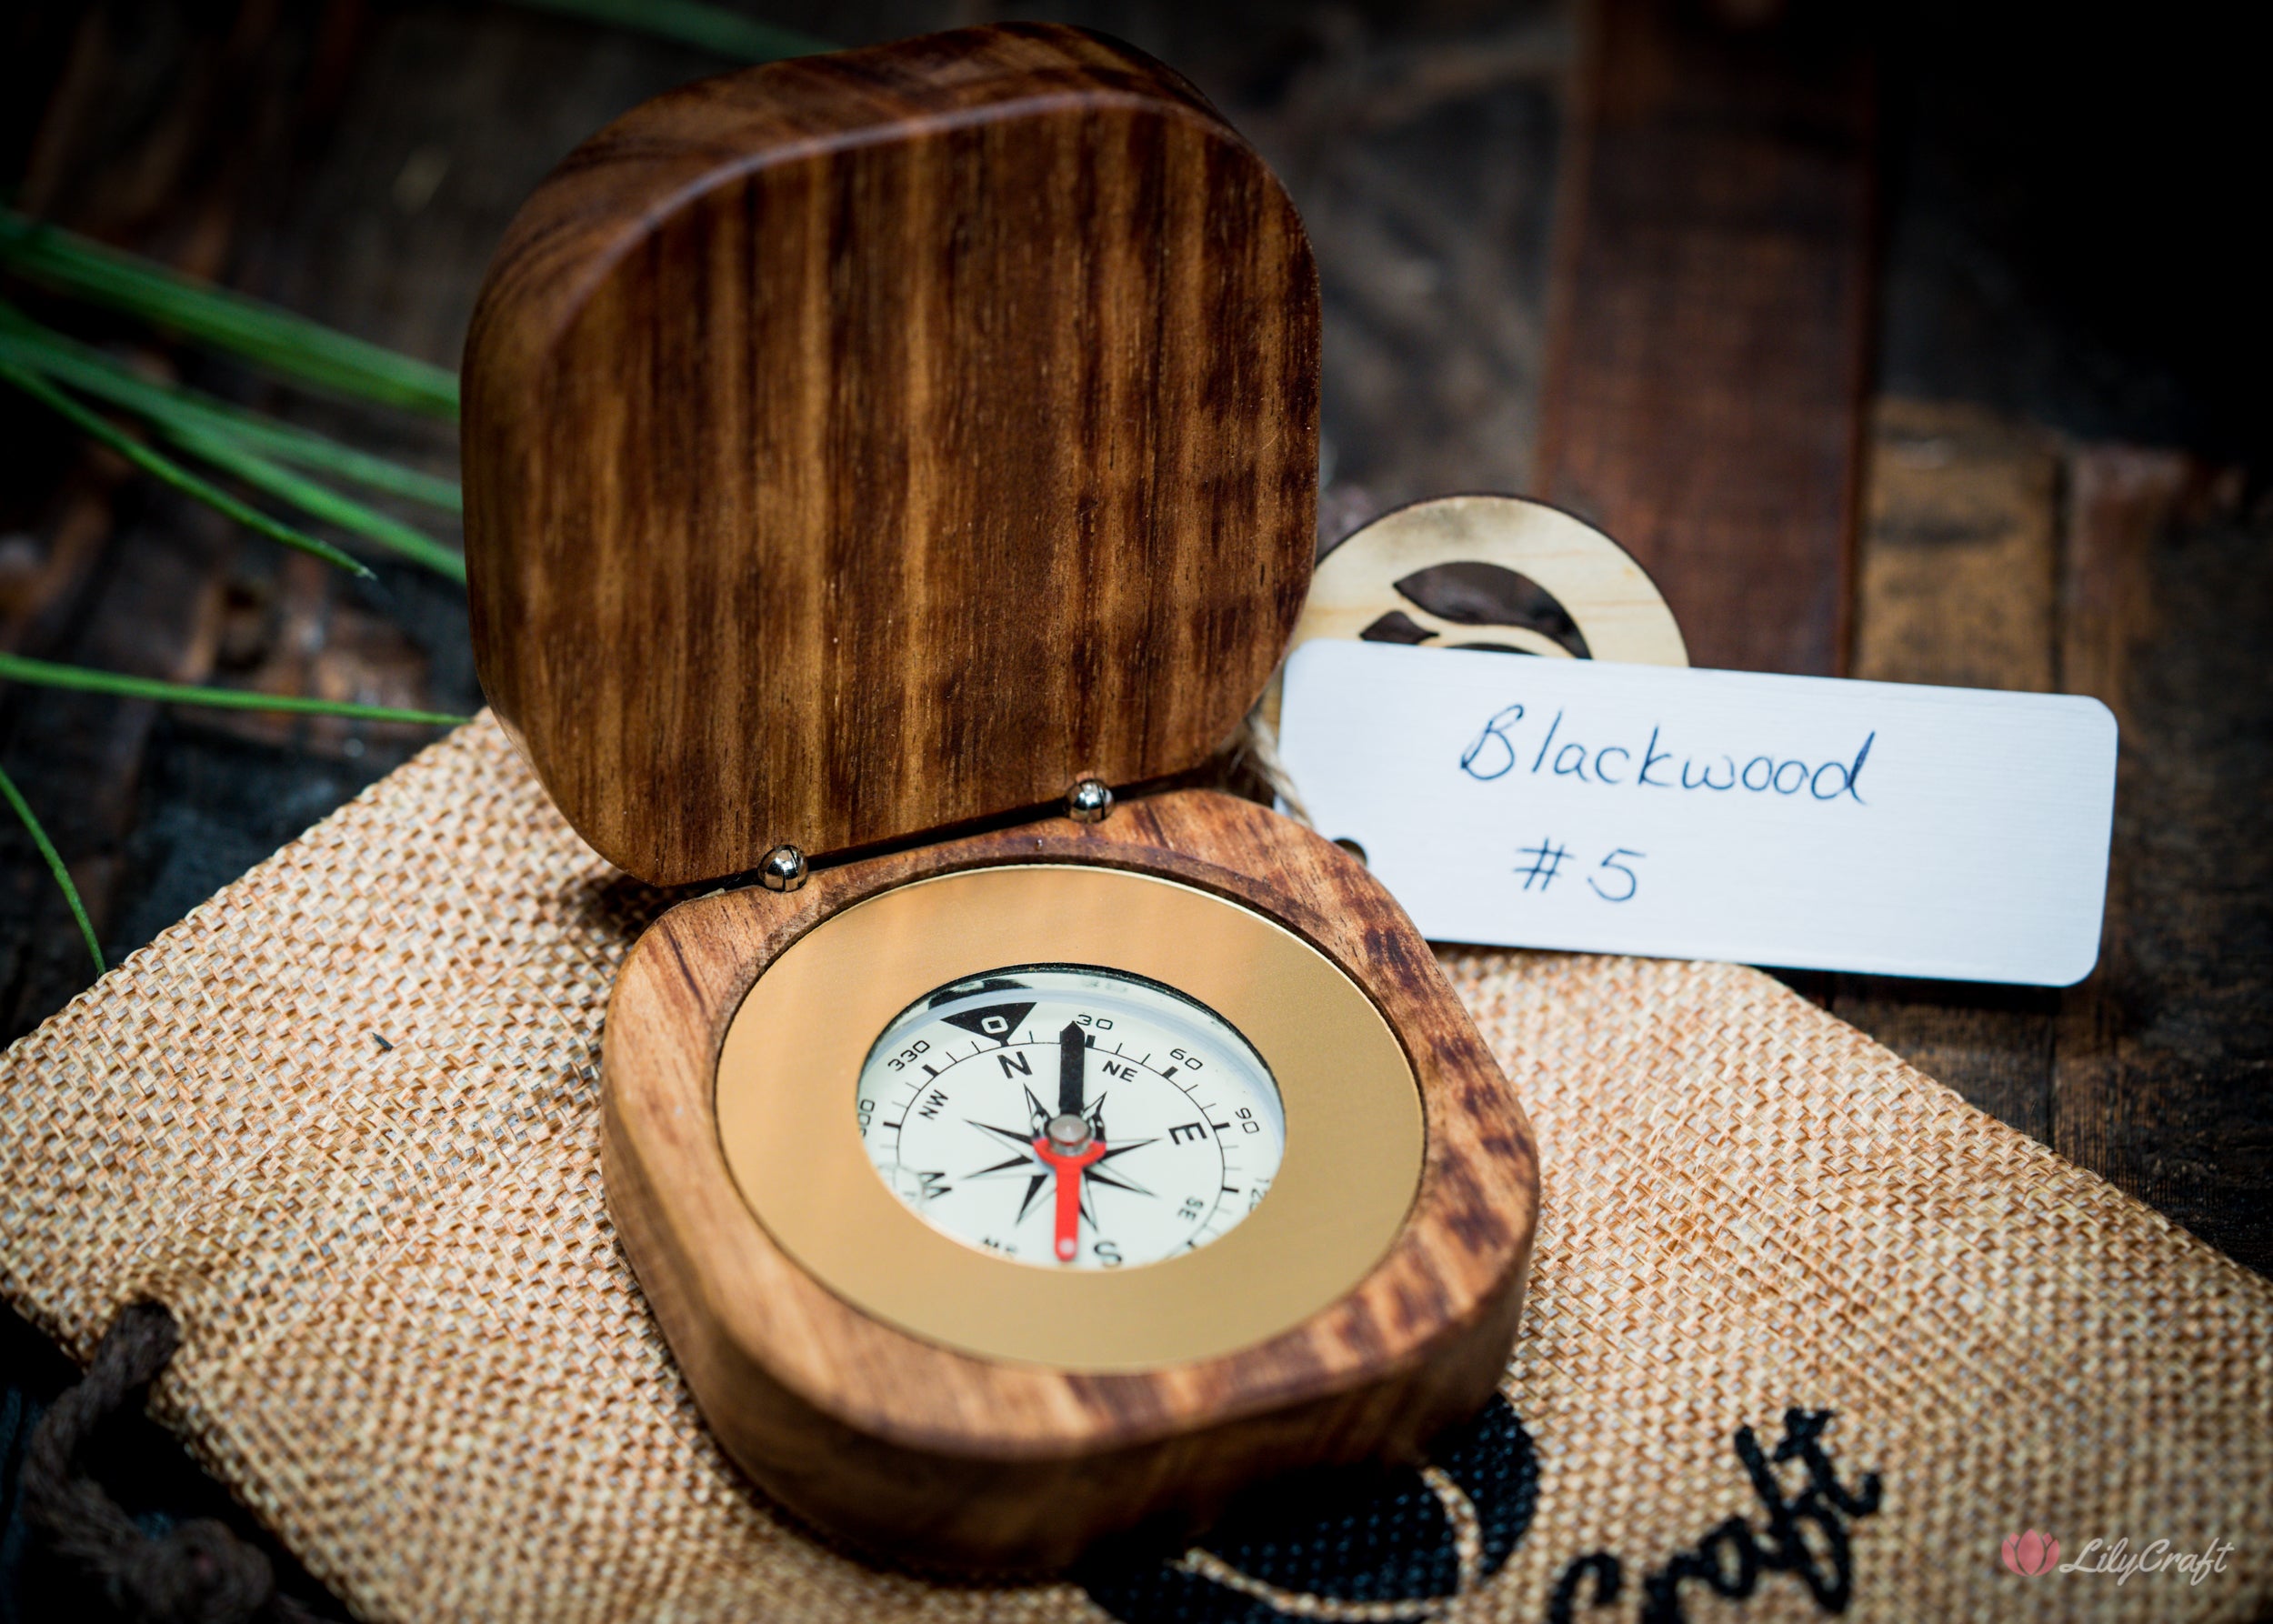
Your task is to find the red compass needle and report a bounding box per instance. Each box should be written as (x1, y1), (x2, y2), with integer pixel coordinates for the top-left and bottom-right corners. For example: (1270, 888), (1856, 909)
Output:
(1034, 1134), (1106, 1262)
(1033, 1018), (1106, 1263)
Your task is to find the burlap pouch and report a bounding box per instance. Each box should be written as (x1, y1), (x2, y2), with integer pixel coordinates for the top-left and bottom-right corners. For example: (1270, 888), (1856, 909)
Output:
(1, 716), (2266, 1622)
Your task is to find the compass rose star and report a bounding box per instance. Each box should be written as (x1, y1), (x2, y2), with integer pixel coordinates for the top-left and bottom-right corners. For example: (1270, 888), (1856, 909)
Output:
(970, 1117), (1046, 1158)
(1084, 1140), (1158, 1198)
(961, 1120), (1059, 1226)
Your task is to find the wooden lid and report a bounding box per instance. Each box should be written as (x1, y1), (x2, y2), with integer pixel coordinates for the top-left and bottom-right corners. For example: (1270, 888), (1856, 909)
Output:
(462, 25), (1320, 886)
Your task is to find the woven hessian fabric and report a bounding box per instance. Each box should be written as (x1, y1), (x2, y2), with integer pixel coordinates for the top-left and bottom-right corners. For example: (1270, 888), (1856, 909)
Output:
(1, 716), (2266, 1622)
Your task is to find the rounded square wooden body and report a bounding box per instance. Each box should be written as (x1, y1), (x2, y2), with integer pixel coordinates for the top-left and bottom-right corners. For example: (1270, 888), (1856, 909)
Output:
(602, 791), (1539, 1572)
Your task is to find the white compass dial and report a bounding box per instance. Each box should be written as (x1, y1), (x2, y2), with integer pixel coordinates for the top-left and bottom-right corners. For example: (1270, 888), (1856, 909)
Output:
(856, 964), (1287, 1269)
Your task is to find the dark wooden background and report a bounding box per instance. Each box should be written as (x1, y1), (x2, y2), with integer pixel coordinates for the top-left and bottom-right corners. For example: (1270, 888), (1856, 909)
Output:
(1, 1), (2266, 1618)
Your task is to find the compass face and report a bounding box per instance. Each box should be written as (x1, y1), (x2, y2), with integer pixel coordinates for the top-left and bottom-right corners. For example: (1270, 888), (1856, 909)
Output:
(856, 965), (1287, 1269)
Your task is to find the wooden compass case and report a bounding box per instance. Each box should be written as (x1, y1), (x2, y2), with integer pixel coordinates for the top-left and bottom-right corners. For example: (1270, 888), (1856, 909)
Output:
(462, 24), (1539, 1574)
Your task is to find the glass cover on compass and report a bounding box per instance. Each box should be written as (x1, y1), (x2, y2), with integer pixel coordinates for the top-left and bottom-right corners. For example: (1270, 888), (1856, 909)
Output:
(856, 965), (1287, 1269)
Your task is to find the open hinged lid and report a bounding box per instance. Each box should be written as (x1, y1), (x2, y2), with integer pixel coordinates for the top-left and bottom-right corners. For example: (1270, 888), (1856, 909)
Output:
(461, 24), (1320, 887)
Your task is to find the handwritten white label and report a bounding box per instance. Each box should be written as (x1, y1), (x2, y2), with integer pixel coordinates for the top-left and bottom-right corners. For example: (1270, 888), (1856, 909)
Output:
(1277, 641), (2118, 985)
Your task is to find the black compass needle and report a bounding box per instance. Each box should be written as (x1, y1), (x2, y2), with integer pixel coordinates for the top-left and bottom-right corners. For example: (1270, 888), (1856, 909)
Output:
(1057, 1019), (1086, 1118)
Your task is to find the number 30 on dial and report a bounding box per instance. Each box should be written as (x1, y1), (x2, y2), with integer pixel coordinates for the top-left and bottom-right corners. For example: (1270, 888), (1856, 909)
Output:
(856, 965), (1287, 1268)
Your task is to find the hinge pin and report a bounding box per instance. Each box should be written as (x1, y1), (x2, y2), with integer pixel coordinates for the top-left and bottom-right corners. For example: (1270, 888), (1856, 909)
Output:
(759, 844), (809, 892)
(1065, 778), (1115, 823)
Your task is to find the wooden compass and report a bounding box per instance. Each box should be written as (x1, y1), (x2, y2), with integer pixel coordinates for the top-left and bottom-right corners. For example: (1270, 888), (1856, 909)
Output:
(462, 22), (1538, 1575)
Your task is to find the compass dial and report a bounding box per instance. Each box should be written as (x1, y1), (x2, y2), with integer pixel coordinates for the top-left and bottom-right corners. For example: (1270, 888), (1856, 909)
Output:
(856, 965), (1287, 1269)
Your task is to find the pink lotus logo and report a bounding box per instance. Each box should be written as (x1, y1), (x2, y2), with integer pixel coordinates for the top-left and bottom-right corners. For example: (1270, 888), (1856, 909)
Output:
(2002, 1529), (2062, 1577)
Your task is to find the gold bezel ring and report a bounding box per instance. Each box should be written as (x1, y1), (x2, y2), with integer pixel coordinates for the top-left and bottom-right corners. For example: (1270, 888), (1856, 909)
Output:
(715, 864), (1425, 1370)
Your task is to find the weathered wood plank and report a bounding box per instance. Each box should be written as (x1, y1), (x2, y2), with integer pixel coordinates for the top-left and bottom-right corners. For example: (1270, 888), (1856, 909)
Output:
(0, 496), (236, 1038)
(1536, 0), (1874, 676)
(1, 0), (553, 1034)
(1, 0), (306, 1034)
(2051, 449), (2270, 1268)
(1850, 398), (2059, 693)
(2048, 446), (2182, 1188)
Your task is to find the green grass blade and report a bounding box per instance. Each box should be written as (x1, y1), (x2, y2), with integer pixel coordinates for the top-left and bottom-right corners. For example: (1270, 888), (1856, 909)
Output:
(0, 762), (105, 974)
(0, 361), (375, 580)
(501, 0), (832, 61)
(203, 415), (461, 514)
(0, 208), (458, 416)
(165, 424), (466, 582)
(0, 311), (461, 512)
(0, 653), (471, 726)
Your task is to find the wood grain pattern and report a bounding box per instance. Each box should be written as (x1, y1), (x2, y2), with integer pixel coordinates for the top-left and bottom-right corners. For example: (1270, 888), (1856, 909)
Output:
(602, 788), (1537, 1572)
(463, 25), (1321, 886)
(1536, 0), (1874, 676)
